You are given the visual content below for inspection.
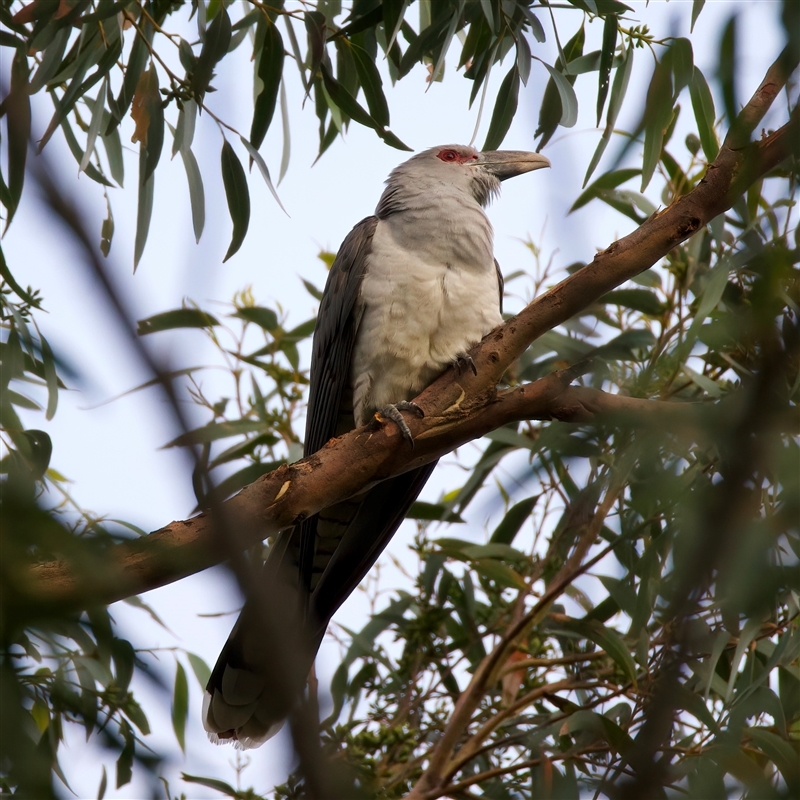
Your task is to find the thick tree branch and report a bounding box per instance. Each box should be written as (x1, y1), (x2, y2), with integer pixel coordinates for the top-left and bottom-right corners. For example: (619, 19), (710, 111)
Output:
(19, 47), (799, 616)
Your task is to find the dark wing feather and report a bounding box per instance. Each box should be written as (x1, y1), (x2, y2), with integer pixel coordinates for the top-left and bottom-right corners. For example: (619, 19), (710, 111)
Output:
(304, 216), (377, 456)
(299, 217), (377, 591)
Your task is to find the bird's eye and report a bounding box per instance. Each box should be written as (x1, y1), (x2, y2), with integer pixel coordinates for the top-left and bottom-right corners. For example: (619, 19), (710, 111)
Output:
(439, 149), (458, 162)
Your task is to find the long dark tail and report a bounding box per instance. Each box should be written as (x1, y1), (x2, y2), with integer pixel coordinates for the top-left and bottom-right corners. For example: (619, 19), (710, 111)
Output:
(203, 463), (437, 748)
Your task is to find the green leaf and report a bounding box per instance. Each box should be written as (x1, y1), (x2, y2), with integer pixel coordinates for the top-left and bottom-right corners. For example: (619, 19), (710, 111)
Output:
(29, 25), (70, 93)
(108, 21), (152, 131)
(725, 617), (762, 703)
(171, 662), (188, 753)
(279, 79), (291, 183)
(473, 558), (527, 589)
(250, 21), (284, 150)
(540, 60), (578, 127)
(0, 247), (39, 307)
(600, 288), (665, 316)
(80, 77), (108, 174)
(349, 42), (390, 128)
(689, 67), (719, 161)
(641, 57), (674, 191)
(747, 728), (800, 787)
(214, 460), (283, 499)
(39, 335), (59, 420)
(181, 774), (238, 797)
(233, 306), (279, 331)
(97, 766), (107, 800)
(691, 0), (706, 32)
(187, 653), (212, 689)
(137, 308), (220, 335)
(164, 419), (267, 448)
(408, 501), (465, 522)
(191, 5), (232, 105)
(4, 47), (30, 226)
(669, 38), (694, 97)
(718, 15), (738, 130)
(239, 136), (287, 215)
(490, 495), (539, 545)
(319, 63), (411, 150)
(133, 153), (154, 270)
(221, 140), (251, 262)
(570, 168), (640, 212)
(596, 14), (617, 125)
(116, 722), (134, 788)
(482, 65), (520, 151)
(570, 618), (638, 686)
(178, 145), (205, 243)
(673, 684), (719, 732)
(461, 543), (528, 563)
(40, 28), (120, 151)
(584, 37), (633, 185)
(172, 98), (197, 157)
(535, 24), (583, 147)
(102, 124), (124, 187)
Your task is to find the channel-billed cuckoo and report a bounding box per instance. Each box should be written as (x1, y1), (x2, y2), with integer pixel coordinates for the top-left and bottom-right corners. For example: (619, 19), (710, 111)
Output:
(204, 144), (550, 747)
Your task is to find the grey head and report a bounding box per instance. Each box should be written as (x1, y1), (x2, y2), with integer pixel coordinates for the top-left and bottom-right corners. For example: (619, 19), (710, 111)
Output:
(376, 143), (550, 217)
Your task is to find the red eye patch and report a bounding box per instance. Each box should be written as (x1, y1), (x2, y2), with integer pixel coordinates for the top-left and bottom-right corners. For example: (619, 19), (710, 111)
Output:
(436, 149), (478, 164)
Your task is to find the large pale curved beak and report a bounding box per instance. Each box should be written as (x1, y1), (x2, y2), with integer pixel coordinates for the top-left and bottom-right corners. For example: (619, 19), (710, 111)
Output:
(478, 150), (551, 181)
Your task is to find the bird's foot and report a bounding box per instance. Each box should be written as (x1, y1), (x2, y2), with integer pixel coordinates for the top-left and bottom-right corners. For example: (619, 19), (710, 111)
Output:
(452, 352), (478, 376)
(377, 401), (424, 446)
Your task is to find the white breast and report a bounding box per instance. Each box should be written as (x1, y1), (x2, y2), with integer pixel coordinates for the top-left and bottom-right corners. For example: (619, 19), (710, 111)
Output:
(350, 207), (503, 425)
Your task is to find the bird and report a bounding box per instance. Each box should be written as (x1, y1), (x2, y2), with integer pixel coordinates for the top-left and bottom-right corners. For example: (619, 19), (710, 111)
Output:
(203, 144), (550, 748)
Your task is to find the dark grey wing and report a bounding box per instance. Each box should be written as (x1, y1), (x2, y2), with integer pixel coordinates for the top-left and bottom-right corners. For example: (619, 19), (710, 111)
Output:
(304, 216), (377, 456)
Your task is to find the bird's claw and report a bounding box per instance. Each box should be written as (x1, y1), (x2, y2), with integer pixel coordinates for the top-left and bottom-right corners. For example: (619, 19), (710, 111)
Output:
(452, 353), (478, 376)
(378, 401), (423, 447)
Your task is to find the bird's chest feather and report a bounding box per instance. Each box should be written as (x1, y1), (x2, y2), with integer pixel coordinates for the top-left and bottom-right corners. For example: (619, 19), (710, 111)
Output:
(351, 215), (502, 423)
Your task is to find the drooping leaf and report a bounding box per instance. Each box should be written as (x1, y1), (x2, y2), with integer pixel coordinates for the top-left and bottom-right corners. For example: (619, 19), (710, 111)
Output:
(250, 21), (284, 149)
(490, 495), (539, 545)
(172, 99), (197, 157)
(239, 136), (287, 215)
(600, 288), (665, 316)
(536, 24), (584, 147)
(133, 150), (154, 271)
(348, 42), (390, 128)
(482, 65), (520, 151)
(190, 5), (231, 106)
(220, 140), (251, 262)
(540, 60), (578, 128)
(319, 63), (410, 150)
(570, 167), (640, 212)
(233, 306), (279, 331)
(689, 67), (719, 161)
(186, 653), (212, 689)
(584, 35), (634, 185)
(80, 77), (107, 174)
(640, 56), (674, 191)
(137, 308), (220, 336)
(597, 13), (617, 124)
(178, 145), (205, 243)
(691, 0), (706, 31)
(107, 19), (152, 132)
(4, 47), (31, 226)
(171, 662), (188, 752)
